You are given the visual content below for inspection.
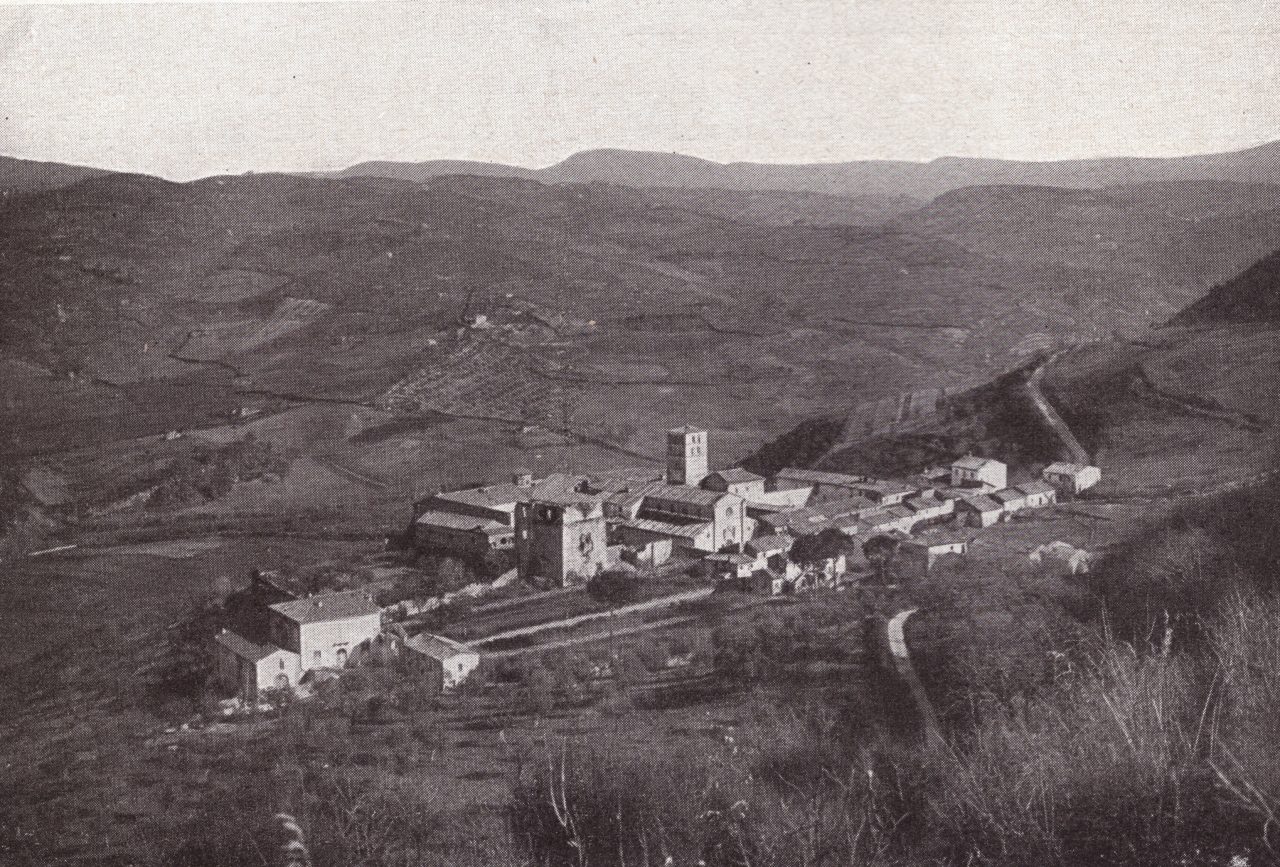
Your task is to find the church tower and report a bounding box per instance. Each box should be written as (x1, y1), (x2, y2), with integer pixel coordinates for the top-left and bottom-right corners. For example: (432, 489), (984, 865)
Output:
(666, 425), (709, 487)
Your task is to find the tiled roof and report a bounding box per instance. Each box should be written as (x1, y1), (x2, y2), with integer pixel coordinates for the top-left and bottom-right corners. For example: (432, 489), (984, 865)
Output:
(415, 510), (511, 534)
(642, 484), (733, 507)
(952, 456), (1002, 471)
(214, 629), (285, 662)
(270, 590), (381, 624)
(851, 479), (918, 496)
(774, 468), (867, 488)
(959, 495), (1002, 512)
(746, 533), (793, 554)
(617, 517), (712, 539)
(430, 483), (526, 510)
(1044, 462), (1088, 475)
(992, 488), (1027, 504)
(405, 632), (476, 661)
(1015, 480), (1057, 496)
(707, 468), (764, 485)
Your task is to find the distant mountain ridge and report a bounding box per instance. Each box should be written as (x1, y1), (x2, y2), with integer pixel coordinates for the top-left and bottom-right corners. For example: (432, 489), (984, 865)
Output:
(329, 140), (1280, 200)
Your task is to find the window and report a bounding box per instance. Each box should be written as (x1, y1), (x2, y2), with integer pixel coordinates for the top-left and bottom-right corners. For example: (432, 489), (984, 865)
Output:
(279, 659), (286, 670)
(313, 650), (322, 664)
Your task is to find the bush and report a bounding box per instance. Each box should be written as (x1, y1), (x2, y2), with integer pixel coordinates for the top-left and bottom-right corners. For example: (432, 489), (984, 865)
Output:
(586, 569), (642, 606)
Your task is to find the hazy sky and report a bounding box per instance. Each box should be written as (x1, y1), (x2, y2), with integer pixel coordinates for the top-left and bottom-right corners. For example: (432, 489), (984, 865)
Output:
(1, 0), (1277, 180)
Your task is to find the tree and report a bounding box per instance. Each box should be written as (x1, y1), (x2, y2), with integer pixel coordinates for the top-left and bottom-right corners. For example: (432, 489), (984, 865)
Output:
(790, 528), (852, 568)
(862, 534), (902, 584)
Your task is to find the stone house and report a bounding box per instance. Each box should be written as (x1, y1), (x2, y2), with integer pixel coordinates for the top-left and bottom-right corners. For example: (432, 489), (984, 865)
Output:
(701, 468), (766, 500)
(403, 632), (480, 692)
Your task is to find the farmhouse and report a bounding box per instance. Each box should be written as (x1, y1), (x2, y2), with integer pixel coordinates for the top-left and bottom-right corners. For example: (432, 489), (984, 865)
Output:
(213, 587), (383, 699)
(1042, 462), (1102, 494)
(1015, 480), (1058, 508)
(403, 632), (480, 691)
(950, 456), (1008, 491)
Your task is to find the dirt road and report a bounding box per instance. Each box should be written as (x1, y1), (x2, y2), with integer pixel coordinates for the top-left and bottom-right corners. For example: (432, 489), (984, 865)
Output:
(1026, 350), (1091, 465)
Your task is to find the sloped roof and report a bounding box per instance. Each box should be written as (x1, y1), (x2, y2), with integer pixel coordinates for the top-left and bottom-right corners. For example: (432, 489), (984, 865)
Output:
(958, 495), (1002, 512)
(642, 484), (732, 507)
(1043, 462), (1088, 475)
(430, 483), (526, 510)
(214, 629), (286, 662)
(270, 590), (381, 624)
(404, 632), (476, 661)
(415, 510), (511, 534)
(706, 468), (764, 485)
(617, 517), (712, 539)
(774, 468), (867, 488)
(992, 487), (1027, 504)
(746, 533), (793, 554)
(952, 456), (1003, 471)
(1015, 480), (1057, 496)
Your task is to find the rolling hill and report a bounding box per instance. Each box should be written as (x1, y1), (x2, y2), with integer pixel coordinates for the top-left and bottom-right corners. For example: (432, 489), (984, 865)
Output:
(0, 154), (113, 199)
(3, 166), (1278, 547)
(329, 140), (1280, 200)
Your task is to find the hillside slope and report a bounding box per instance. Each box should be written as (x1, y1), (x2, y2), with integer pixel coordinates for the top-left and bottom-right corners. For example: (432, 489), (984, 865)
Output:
(0, 154), (112, 198)
(1172, 247), (1280, 325)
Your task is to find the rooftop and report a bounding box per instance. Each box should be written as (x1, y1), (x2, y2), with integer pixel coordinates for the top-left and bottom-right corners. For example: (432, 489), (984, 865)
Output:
(214, 629), (288, 662)
(746, 533), (793, 553)
(1015, 480), (1058, 496)
(404, 632), (476, 661)
(952, 455), (1003, 471)
(270, 589), (382, 625)
(706, 468), (765, 485)
(959, 494), (1002, 512)
(1044, 462), (1092, 475)
(415, 510), (511, 534)
(992, 488), (1027, 504)
(774, 467), (868, 488)
(617, 517), (712, 539)
(643, 484), (735, 508)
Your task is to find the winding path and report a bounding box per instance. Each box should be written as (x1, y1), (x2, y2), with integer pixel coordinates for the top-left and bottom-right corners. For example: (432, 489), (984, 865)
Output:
(887, 608), (943, 745)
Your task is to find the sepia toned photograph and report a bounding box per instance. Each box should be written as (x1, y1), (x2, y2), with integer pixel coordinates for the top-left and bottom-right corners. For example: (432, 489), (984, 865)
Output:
(1, 1), (1278, 864)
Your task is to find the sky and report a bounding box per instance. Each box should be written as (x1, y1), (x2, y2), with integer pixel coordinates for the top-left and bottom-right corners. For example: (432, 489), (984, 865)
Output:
(0, 0), (1277, 180)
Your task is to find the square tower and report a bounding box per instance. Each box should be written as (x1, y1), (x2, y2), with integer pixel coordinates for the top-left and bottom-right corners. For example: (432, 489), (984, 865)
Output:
(515, 497), (609, 587)
(667, 425), (709, 487)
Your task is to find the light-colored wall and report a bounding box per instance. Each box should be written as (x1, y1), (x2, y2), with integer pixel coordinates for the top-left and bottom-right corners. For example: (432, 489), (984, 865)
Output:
(442, 652), (481, 690)
(298, 613), (382, 671)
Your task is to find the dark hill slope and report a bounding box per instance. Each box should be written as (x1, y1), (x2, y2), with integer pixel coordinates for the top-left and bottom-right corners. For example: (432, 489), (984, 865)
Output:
(1172, 247), (1280, 325)
(0, 154), (113, 198)
(331, 140), (1280, 200)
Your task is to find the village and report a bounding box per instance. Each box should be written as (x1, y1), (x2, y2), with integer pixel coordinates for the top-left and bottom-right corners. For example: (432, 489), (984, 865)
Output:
(211, 424), (1101, 706)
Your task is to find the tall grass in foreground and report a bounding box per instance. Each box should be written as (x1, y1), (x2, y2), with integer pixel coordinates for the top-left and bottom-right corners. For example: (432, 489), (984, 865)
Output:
(511, 594), (1280, 866)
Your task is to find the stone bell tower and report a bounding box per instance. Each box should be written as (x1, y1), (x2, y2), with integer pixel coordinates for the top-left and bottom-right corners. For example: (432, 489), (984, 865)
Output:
(666, 425), (709, 487)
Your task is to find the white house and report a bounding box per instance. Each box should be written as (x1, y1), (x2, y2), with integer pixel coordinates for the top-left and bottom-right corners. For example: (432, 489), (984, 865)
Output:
(1016, 480), (1059, 509)
(950, 456), (1007, 491)
(1042, 462), (1102, 494)
(268, 590), (384, 674)
(213, 630), (300, 697)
